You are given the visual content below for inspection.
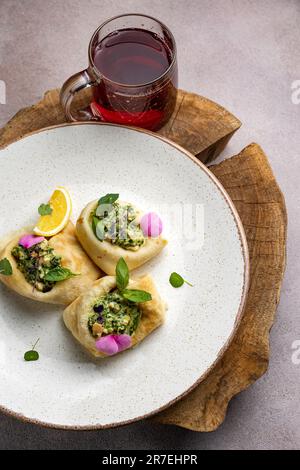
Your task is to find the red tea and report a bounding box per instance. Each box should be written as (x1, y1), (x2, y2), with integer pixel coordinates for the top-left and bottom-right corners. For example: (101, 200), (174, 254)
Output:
(93, 28), (172, 85)
(90, 28), (177, 130)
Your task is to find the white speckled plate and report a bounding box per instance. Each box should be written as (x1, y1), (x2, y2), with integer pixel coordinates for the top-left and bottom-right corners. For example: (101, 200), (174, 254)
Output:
(0, 123), (249, 429)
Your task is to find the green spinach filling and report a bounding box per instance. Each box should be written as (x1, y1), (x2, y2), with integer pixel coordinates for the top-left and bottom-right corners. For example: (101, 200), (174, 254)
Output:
(11, 241), (62, 292)
(88, 290), (141, 337)
(92, 202), (145, 250)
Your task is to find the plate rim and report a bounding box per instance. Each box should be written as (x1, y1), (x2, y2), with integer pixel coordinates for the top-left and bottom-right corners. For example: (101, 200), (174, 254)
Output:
(0, 121), (250, 430)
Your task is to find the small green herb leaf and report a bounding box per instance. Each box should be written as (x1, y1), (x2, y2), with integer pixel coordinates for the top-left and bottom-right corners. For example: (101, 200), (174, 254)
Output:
(24, 350), (39, 361)
(98, 193), (119, 205)
(38, 203), (53, 216)
(44, 266), (77, 282)
(122, 289), (152, 303)
(92, 216), (99, 235)
(169, 272), (193, 288)
(169, 272), (184, 288)
(24, 338), (40, 361)
(95, 203), (115, 218)
(95, 219), (106, 241)
(116, 257), (129, 291)
(0, 258), (13, 276)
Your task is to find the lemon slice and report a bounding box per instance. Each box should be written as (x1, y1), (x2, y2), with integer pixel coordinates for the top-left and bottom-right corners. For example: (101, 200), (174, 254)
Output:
(33, 187), (72, 237)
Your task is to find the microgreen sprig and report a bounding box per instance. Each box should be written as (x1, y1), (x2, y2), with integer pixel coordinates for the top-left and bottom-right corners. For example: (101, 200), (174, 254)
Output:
(115, 257), (152, 303)
(0, 258), (13, 276)
(44, 266), (77, 282)
(38, 203), (52, 216)
(24, 338), (40, 362)
(169, 272), (193, 288)
(98, 193), (119, 205)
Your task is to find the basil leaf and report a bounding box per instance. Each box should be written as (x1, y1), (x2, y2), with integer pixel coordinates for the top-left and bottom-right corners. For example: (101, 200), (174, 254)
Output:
(44, 266), (77, 282)
(116, 257), (129, 291)
(169, 272), (184, 288)
(98, 193), (119, 205)
(92, 216), (99, 235)
(95, 219), (106, 241)
(0, 258), (13, 276)
(38, 203), (52, 216)
(95, 202), (115, 218)
(169, 272), (193, 288)
(122, 289), (152, 303)
(24, 350), (39, 361)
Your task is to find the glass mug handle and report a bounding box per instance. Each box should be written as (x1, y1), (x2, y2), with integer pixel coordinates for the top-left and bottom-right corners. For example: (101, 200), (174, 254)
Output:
(60, 68), (98, 122)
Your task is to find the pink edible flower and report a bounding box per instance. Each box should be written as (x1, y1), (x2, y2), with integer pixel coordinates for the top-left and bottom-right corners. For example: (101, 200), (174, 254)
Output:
(95, 334), (131, 356)
(140, 212), (163, 238)
(19, 234), (45, 249)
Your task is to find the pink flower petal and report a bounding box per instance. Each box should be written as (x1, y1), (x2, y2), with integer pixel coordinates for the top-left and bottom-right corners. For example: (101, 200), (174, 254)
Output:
(95, 335), (118, 355)
(95, 334), (132, 356)
(19, 234), (45, 249)
(140, 212), (163, 238)
(114, 334), (132, 352)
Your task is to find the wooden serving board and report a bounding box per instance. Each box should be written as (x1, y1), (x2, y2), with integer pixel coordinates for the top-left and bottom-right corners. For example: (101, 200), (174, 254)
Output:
(0, 88), (241, 163)
(155, 143), (287, 430)
(0, 89), (287, 432)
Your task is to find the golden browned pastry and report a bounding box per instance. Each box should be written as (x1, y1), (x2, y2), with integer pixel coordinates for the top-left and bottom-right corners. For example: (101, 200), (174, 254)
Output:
(63, 274), (166, 358)
(76, 199), (167, 275)
(0, 222), (101, 305)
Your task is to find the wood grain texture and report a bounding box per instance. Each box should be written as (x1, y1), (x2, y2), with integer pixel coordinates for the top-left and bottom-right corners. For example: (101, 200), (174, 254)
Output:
(0, 89), (286, 432)
(0, 88), (241, 163)
(155, 143), (287, 431)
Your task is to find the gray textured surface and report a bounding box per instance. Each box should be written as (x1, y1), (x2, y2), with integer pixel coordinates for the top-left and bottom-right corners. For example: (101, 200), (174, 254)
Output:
(0, 0), (299, 450)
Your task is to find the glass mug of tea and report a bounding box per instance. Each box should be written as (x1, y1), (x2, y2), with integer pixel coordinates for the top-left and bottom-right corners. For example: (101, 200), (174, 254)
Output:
(60, 14), (178, 131)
